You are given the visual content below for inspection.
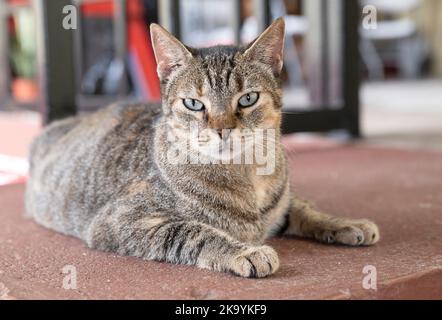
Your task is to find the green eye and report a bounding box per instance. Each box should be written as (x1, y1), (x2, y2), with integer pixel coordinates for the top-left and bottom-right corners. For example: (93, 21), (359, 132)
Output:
(238, 92), (259, 108)
(183, 98), (205, 111)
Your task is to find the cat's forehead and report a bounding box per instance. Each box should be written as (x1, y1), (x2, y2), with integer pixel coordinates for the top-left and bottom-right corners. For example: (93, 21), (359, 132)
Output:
(196, 46), (243, 84)
(187, 45), (248, 96)
(172, 44), (271, 104)
(195, 45), (242, 59)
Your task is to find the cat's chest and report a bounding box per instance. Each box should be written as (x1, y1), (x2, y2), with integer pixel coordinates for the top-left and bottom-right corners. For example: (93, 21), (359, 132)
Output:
(251, 175), (277, 209)
(250, 171), (291, 229)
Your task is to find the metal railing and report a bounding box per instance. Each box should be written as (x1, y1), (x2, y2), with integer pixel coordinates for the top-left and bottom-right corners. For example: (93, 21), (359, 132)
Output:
(0, 0), (360, 137)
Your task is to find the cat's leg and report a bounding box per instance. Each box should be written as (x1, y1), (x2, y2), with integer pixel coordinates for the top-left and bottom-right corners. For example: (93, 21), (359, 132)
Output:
(85, 209), (279, 278)
(283, 196), (380, 246)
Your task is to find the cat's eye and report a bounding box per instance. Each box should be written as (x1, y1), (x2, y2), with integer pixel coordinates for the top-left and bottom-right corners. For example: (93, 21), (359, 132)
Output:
(183, 98), (205, 111)
(238, 92), (259, 108)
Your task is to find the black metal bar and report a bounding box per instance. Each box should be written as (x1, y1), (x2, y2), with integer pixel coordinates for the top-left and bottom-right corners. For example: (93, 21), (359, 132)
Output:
(77, 94), (121, 112)
(35, 0), (77, 124)
(172, 0), (181, 39)
(0, 0), (10, 105)
(113, 0), (128, 96)
(282, 0), (359, 137)
(72, 0), (83, 100)
(304, 0), (327, 107)
(320, 0), (330, 105)
(233, 0), (242, 45)
(158, 0), (181, 39)
(342, 0), (361, 137)
(0, 98), (36, 111)
(281, 109), (346, 134)
(264, 0), (271, 26)
(254, 0), (272, 32)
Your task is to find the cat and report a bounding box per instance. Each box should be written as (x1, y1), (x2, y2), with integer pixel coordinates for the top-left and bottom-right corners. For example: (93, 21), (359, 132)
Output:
(25, 18), (379, 278)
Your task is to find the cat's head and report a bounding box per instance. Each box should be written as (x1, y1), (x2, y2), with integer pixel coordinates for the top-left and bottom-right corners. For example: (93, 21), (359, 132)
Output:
(150, 18), (285, 162)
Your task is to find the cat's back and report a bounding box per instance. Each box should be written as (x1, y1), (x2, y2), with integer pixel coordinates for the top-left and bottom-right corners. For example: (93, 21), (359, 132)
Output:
(26, 101), (162, 235)
(29, 102), (161, 165)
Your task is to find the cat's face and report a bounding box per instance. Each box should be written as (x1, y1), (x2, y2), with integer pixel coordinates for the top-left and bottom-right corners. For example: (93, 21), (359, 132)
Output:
(151, 19), (285, 161)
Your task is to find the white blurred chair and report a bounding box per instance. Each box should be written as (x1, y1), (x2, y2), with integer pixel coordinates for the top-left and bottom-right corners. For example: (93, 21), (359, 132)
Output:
(359, 0), (428, 79)
(270, 0), (307, 88)
(242, 0), (307, 88)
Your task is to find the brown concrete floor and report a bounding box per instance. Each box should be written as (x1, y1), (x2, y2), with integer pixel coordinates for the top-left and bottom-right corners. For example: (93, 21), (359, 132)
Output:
(0, 144), (441, 299)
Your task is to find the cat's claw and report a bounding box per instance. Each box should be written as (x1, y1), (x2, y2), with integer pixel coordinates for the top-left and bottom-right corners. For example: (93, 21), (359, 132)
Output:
(319, 219), (380, 246)
(228, 245), (279, 278)
(356, 219), (380, 245)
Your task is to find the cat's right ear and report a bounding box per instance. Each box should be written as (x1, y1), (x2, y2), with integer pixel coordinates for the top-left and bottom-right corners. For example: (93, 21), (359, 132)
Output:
(243, 18), (285, 77)
(150, 24), (192, 81)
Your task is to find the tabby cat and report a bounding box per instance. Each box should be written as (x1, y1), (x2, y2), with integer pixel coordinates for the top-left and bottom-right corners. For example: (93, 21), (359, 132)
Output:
(25, 18), (379, 278)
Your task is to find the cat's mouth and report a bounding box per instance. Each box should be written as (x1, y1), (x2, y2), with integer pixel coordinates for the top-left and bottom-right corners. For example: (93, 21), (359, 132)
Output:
(193, 134), (255, 161)
(168, 126), (274, 164)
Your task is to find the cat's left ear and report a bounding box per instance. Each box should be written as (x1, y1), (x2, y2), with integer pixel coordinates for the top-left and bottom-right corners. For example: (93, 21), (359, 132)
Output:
(150, 23), (192, 81)
(243, 17), (285, 76)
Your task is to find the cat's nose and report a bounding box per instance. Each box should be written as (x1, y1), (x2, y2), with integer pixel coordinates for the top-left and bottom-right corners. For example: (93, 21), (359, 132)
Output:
(216, 129), (231, 141)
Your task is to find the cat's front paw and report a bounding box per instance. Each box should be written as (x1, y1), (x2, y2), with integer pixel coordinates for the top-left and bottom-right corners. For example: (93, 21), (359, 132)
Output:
(228, 245), (279, 278)
(321, 219), (380, 246)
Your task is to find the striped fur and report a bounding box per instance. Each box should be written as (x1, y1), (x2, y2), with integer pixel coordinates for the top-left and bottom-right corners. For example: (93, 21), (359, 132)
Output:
(25, 19), (379, 278)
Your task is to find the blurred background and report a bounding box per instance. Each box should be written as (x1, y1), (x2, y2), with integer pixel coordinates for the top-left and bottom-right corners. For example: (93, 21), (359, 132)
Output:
(0, 0), (441, 185)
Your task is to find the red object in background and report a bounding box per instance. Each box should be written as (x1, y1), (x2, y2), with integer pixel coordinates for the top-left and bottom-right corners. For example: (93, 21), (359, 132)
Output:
(12, 78), (38, 103)
(81, 0), (114, 17)
(7, 0), (29, 6)
(127, 0), (161, 101)
(7, 0), (39, 103)
(7, 15), (15, 34)
(81, 0), (161, 101)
